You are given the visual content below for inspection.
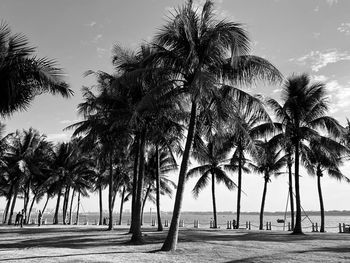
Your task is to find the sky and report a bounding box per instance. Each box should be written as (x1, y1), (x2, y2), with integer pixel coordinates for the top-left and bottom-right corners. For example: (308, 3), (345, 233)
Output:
(1, 0), (350, 214)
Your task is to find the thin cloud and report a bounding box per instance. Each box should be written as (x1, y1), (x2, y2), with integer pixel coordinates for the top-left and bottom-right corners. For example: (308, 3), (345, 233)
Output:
(47, 133), (71, 142)
(93, 34), (102, 43)
(97, 47), (107, 58)
(88, 21), (96, 27)
(326, 0), (338, 6)
(337, 23), (350, 35)
(290, 49), (350, 72)
(325, 80), (350, 113)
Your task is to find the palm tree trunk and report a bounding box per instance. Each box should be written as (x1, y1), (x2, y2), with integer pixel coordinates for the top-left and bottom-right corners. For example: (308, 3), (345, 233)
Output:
(42, 194), (49, 215)
(119, 185), (126, 225)
(288, 161), (294, 231)
(99, 185), (103, 225)
(63, 186), (70, 225)
(293, 141), (303, 234)
(8, 188), (18, 225)
(130, 133), (140, 234)
(68, 189), (75, 224)
(259, 175), (268, 230)
(53, 188), (62, 224)
(317, 168), (325, 232)
(236, 148), (243, 229)
(3, 185), (13, 223)
(155, 145), (163, 231)
(141, 184), (151, 226)
(211, 172), (218, 228)
(161, 101), (197, 251)
(108, 150), (114, 230)
(75, 191), (81, 224)
(131, 127), (146, 244)
(23, 183), (30, 224)
(26, 193), (37, 224)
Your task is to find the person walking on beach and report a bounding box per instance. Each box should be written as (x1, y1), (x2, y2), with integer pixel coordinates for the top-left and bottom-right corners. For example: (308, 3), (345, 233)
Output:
(15, 211), (21, 226)
(20, 209), (25, 228)
(38, 210), (42, 226)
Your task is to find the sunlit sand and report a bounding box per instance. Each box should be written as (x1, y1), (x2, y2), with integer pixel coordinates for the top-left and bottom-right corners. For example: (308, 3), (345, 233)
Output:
(1, 225), (350, 262)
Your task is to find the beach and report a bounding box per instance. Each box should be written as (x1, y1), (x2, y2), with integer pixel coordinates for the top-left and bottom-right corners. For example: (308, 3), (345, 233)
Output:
(1, 225), (350, 262)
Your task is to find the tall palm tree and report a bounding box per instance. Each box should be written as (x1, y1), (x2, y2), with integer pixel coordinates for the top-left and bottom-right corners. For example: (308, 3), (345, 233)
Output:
(301, 136), (349, 232)
(250, 139), (287, 230)
(268, 74), (344, 234)
(154, 0), (281, 251)
(187, 136), (236, 228)
(0, 22), (72, 116)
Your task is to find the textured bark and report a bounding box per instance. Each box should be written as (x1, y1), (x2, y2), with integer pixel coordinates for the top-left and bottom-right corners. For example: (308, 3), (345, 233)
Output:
(119, 185), (126, 225)
(317, 168), (325, 233)
(108, 150), (114, 230)
(155, 145), (163, 231)
(288, 161), (294, 231)
(129, 134), (140, 234)
(161, 101), (197, 251)
(75, 191), (81, 224)
(293, 142), (303, 234)
(211, 173), (217, 228)
(131, 127), (146, 244)
(3, 185), (13, 223)
(236, 147), (243, 229)
(8, 188), (18, 225)
(53, 188), (62, 224)
(141, 184), (151, 225)
(68, 189), (75, 224)
(99, 185), (103, 225)
(259, 175), (268, 230)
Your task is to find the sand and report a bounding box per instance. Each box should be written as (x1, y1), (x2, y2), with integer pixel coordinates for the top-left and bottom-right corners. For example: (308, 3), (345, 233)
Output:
(0, 225), (349, 262)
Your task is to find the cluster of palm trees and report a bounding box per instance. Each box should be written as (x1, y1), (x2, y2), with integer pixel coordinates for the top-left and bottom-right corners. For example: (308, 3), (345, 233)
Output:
(1, 0), (350, 253)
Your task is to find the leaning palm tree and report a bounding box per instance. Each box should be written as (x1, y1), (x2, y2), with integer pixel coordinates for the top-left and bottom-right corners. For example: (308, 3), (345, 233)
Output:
(187, 135), (237, 229)
(267, 73), (344, 234)
(301, 136), (349, 232)
(154, 0), (282, 251)
(250, 139), (287, 230)
(0, 22), (72, 116)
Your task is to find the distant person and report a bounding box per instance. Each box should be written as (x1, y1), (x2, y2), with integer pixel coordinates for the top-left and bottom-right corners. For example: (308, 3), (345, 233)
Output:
(38, 210), (42, 226)
(232, 219), (236, 229)
(20, 209), (25, 228)
(15, 211), (21, 226)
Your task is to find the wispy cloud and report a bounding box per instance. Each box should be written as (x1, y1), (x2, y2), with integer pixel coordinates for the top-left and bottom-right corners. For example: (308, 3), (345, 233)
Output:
(93, 34), (102, 43)
(314, 6), (319, 12)
(290, 49), (350, 72)
(326, 80), (350, 113)
(97, 47), (107, 58)
(59, 119), (80, 125)
(337, 23), (350, 35)
(326, 0), (338, 6)
(310, 74), (329, 82)
(88, 21), (96, 27)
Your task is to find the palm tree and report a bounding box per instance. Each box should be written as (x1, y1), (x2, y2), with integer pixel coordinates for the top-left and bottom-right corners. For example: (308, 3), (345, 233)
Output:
(301, 136), (349, 232)
(154, 0), (281, 251)
(187, 135), (236, 228)
(250, 139), (287, 230)
(0, 22), (72, 116)
(267, 74), (344, 234)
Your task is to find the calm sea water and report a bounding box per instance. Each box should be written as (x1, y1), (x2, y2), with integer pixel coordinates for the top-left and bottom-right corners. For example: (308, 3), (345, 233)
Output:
(34, 211), (349, 233)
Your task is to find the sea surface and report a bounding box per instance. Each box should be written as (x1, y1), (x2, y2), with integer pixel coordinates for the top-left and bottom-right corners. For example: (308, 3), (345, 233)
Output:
(32, 211), (350, 233)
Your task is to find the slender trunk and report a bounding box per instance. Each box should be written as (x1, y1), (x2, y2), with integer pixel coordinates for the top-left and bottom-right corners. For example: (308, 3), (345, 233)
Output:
(155, 145), (163, 231)
(317, 168), (325, 232)
(161, 101), (197, 251)
(259, 175), (269, 230)
(141, 184), (151, 226)
(211, 172), (218, 228)
(68, 189), (75, 225)
(293, 141), (303, 234)
(3, 185), (13, 223)
(8, 188), (18, 225)
(53, 188), (62, 224)
(63, 186), (70, 225)
(131, 127), (146, 243)
(23, 183), (30, 224)
(236, 147), (243, 229)
(42, 194), (49, 215)
(288, 161), (294, 231)
(119, 185), (126, 225)
(129, 134), (140, 234)
(26, 193), (37, 224)
(75, 191), (81, 224)
(99, 185), (103, 225)
(108, 150), (114, 230)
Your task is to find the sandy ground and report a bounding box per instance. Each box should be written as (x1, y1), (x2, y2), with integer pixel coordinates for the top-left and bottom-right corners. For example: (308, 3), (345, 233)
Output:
(0, 225), (350, 262)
